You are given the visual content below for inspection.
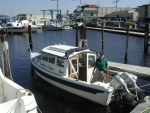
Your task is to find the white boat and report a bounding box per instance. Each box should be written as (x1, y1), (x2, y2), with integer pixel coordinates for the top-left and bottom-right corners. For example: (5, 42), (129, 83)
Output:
(45, 21), (62, 31)
(0, 68), (38, 113)
(6, 21), (24, 34)
(30, 44), (149, 111)
(0, 25), (3, 32)
(20, 20), (38, 33)
(63, 25), (72, 30)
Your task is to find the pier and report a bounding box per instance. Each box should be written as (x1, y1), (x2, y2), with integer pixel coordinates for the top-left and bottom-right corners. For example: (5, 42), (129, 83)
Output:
(86, 26), (150, 37)
(109, 61), (150, 80)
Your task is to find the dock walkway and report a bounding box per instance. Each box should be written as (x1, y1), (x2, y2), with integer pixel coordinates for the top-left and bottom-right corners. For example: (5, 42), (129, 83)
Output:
(109, 61), (150, 79)
(86, 27), (150, 37)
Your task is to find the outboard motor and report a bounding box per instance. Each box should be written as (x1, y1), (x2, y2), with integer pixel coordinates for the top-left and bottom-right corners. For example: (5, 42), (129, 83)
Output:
(119, 72), (146, 100)
(110, 75), (138, 112)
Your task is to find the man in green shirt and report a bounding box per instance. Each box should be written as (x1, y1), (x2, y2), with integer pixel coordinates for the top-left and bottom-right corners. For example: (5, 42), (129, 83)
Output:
(92, 52), (108, 82)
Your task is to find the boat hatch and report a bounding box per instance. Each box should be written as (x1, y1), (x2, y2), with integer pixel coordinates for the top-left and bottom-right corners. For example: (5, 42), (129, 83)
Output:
(69, 52), (96, 83)
(47, 47), (66, 53)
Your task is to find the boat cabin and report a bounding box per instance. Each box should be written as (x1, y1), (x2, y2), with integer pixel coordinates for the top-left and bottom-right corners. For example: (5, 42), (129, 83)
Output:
(38, 44), (96, 83)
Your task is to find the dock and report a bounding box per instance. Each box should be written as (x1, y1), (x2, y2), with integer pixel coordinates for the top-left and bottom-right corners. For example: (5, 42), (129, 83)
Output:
(86, 27), (150, 37)
(109, 61), (150, 80)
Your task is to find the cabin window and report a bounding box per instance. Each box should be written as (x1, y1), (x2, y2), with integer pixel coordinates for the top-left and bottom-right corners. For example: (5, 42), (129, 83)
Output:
(42, 53), (49, 62)
(88, 55), (95, 68)
(71, 59), (78, 73)
(49, 54), (55, 64)
(57, 57), (64, 67)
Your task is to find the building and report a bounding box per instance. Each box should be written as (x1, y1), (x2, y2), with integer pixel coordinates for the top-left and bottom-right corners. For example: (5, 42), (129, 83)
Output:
(0, 14), (10, 19)
(98, 7), (132, 18)
(136, 4), (150, 19)
(74, 4), (99, 22)
(17, 14), (51, 22)
(105, 9), (139, 21)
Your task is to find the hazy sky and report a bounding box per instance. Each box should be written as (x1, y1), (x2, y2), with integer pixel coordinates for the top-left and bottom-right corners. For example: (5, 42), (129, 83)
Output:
(0, 0), (150, 17)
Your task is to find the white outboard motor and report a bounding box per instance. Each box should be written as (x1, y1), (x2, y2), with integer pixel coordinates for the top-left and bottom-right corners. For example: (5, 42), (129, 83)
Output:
(119, 72), (146, 100)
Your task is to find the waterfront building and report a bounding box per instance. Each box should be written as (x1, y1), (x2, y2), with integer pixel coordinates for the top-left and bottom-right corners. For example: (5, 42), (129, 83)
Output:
(97, 7), (132, 18)
(105, 9), (139, 21)
(74, 5), (99, 22)
(73, 5), (138, 21)
(136, 4), (150, 19)
(17, 14), (52, 22)
(0, 14), (10, 19)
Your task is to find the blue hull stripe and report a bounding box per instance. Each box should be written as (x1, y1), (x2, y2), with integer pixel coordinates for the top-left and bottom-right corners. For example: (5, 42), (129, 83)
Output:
(33, 65), (108, 94)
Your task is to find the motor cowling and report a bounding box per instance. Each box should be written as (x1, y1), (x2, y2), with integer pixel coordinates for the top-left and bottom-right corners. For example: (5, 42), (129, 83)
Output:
(110, 75), (138, 112)
(119, 72), (146, 100)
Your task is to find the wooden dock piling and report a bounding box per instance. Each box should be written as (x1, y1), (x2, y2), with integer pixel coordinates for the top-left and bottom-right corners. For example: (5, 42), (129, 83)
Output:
(124, 25), (129, 63)
(101, 23), (104, 52)
(1, 30), (13, 80)
(28, 25), (33, 52)
(144, 24), (149, 54)
(76, 23), (78, 47)
(79, 24), (87, 47)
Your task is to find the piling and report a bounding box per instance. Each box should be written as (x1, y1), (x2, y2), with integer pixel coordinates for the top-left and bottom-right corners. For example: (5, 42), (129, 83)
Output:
(1, 29), (13, 80)
(76, 23), (78, 47)
(101, 23), (104, 51)
(144, 24), (149, 54)
(124, 25), (129, 63)
(28, 25), (33, 52)
(79, 23), (87, 47)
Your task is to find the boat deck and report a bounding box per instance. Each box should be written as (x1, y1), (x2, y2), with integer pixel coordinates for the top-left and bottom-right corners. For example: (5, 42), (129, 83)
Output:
(109, 61), (150, 79)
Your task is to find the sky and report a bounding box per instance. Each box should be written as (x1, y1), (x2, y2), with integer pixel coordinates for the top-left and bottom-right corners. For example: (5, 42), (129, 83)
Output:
(0, 0), (150, 17)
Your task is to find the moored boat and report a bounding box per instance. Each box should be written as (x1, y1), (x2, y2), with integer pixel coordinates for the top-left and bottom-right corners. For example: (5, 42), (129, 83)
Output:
(0, 68), (38, 113)
(30, 44), (150, 112)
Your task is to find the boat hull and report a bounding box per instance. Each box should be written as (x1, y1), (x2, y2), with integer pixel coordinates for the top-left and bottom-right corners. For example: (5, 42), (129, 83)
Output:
(32, 64), (113, 106)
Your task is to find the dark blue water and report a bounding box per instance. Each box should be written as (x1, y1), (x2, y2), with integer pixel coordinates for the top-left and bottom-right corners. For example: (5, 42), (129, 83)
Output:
(0, 29), (150, 113)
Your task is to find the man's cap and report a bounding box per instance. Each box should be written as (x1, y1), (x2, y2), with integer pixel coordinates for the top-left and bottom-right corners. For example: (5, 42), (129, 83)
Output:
(100, 51), (104, 55)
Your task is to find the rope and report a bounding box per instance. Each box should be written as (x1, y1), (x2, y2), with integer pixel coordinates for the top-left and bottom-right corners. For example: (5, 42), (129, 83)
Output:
(141, 106), (150, 113)
(139, 83), (150, 88)
(7, 99), (19, 113)
(37, 106), (43, 113)
(16, 88), (31, 98)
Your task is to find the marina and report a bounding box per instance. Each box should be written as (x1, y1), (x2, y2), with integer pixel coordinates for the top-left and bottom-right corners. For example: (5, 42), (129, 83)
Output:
(0, 28), (149, 113)
(0, 0), (150, 112)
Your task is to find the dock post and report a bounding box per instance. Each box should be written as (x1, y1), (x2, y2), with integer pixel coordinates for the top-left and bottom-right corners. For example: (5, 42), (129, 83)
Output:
(28, 25), (33, 52)
(144, 24), (149, 54)
(101, 23), (104, 51)
(124, 25), (129, 63)
(118, 23), (120, 28)
(79, 23), (87, 47)
(134, 24), (137, 29)
(76, 23), (78, 47)
(1, 29), (13, 80)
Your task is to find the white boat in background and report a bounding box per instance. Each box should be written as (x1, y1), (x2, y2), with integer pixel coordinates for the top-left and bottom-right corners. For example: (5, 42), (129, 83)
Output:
(6, 21), (24, 34)
(63, 25), (72, 30)
(45, 21), (62, 31)
(30, 44), (150, 112)
(0, 25), (3, 29)
(36, 19), (46, 29)
(0, 68), (38, 113)
(20, 20), (38, 33)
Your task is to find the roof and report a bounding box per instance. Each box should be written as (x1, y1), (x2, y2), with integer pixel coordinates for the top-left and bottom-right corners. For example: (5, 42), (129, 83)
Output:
(81, 4), (100, 8)
(41, 44), (96, 58)
(42, 44), (77, 57)
(75, 15), (98, 19)
(74, 8), (98, 13)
